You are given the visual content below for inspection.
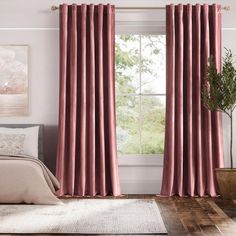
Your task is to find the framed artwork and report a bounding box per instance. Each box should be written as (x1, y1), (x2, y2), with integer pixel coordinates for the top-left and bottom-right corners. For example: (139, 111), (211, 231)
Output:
(0, 45), (28, 116)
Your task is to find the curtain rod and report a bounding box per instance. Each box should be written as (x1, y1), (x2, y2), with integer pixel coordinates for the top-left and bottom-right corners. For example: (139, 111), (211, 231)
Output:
(51, 5), (230, 11)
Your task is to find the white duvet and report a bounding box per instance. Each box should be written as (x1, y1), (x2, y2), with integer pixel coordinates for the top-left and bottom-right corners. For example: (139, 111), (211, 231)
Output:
(0, 156), (61, 205)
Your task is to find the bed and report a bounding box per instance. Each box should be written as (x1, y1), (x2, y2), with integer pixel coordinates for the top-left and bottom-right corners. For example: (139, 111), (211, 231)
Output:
(0, 124), (61, 205)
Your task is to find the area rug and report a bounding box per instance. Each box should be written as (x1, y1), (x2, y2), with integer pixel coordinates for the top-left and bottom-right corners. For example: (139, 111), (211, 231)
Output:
(0, 199), (167, 234)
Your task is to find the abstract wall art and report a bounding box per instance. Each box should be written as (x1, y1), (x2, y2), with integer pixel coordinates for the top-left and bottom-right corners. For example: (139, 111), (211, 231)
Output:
(0, 45), (28, 116)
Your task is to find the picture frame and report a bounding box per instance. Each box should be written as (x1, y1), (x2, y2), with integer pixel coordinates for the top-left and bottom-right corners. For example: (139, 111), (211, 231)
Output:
(0, 45), (29, 116)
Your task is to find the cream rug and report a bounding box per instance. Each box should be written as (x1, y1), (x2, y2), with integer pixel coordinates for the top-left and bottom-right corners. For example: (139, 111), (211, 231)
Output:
(0, 199), (167, 234)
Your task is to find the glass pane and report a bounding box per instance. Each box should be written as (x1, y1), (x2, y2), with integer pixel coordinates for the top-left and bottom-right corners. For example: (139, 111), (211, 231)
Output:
(116, 95), (140, 154)
(115, 35), (140, 94)
(141, 35), (166, 94)
(141, 96), (165, 154)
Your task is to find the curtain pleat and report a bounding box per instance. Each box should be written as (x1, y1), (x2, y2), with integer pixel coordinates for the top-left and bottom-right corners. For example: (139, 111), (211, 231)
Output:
(56, 4), (121, 196)
(161, 4), (224, 197)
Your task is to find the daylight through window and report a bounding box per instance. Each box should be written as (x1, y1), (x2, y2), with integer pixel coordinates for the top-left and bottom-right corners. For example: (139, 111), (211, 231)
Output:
(115, 34), (166, 155)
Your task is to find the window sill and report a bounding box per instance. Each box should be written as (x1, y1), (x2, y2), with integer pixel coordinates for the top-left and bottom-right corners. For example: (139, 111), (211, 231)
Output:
(118, 155), (164, 167)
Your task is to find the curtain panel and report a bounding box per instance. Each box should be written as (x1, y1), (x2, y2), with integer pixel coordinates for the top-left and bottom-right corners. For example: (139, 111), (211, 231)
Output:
(56, 4), (121, 196)
(161, 4), (224, 197)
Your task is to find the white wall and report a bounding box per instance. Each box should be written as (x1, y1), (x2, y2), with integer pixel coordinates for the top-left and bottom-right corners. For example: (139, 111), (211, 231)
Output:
(0, 0), (235, 194)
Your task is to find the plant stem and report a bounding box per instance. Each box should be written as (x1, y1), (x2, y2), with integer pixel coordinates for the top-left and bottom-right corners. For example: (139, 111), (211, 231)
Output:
(230, 111), (233, 169)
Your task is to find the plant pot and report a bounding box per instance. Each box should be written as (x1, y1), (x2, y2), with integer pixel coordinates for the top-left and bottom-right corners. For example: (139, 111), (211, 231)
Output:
(215, 168), (236, 199)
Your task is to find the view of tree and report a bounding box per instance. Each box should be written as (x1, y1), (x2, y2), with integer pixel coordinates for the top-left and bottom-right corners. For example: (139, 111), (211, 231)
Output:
(115, 35), (166, 155)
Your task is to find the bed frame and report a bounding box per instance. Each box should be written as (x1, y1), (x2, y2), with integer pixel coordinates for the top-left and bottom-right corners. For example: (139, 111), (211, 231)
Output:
(0, 124), (44, 162)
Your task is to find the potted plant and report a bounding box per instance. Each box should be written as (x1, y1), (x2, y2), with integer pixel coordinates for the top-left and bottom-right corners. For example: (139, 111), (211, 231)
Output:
(202, 49), (236, 199)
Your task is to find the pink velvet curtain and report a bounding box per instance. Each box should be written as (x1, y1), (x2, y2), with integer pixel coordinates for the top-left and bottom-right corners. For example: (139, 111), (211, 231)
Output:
(161, 4), (224, 197)
(56, 4), (121, 196)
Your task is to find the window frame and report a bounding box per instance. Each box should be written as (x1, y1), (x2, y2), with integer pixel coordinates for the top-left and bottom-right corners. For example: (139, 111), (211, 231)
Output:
(115, 20), (166, 165)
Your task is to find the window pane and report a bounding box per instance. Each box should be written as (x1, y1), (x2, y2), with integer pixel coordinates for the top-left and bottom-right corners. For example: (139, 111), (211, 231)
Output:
(116, 96), (140, 154)
(141, 96), (165, 154)
(115, 33), (166, 156)
(115, 35), (140, 94)
(141, 35), (166, 94)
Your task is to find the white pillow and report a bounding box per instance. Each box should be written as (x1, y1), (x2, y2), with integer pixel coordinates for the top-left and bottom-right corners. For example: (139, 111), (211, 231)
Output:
(0, 126), (39, 159)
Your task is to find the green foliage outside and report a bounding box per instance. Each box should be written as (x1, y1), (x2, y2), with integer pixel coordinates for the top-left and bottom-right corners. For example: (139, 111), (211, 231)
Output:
(202, 49), (236, 168)
(115, 35), (166, 155)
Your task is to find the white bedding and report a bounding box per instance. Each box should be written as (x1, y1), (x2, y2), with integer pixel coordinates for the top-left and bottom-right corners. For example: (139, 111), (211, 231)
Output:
(0, 156), (61, 205)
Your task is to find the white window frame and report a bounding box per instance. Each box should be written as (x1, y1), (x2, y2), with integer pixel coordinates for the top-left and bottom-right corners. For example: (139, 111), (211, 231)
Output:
(115, 19), (165, 167)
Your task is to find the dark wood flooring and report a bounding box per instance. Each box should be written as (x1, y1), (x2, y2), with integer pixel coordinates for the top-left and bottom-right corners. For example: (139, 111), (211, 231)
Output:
(1, 195), (236, 236)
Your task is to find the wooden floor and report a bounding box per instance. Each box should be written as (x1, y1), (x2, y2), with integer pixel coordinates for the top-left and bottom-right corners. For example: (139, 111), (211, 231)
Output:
(1, 195), (236, 236)
(155, 195), (236, 236)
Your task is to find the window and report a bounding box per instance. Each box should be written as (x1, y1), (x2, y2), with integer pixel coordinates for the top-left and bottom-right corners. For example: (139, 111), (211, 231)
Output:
(115, 34), (166, 156)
